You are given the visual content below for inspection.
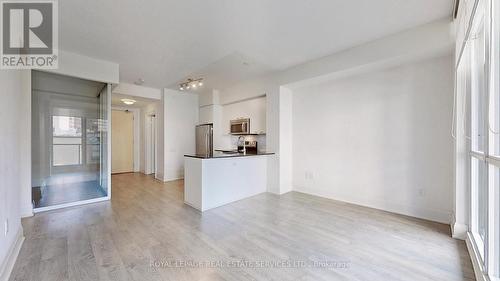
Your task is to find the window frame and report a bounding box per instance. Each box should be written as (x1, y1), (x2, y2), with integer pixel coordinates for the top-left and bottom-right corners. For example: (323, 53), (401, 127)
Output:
(466, 0), (500, 278)
(486, 0), (500, 277)
(468, 0), (489, 269)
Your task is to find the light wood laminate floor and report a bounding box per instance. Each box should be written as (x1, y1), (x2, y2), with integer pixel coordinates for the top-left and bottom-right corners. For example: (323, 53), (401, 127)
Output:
(10, 173), (475, 281)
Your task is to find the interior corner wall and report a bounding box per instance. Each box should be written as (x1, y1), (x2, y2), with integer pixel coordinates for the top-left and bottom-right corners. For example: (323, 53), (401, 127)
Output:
(265, 89), (281, 194)
(291, 55), (455, 223)
(198, 89), (224, 150)
(452, 58), (469, 238)
(140, 102), (159, 174)
(278, 87), (293, 194)
(161, 89), (199, 181)
(156, 94), (165, 181)
(0, 70), (24, 280)
(20, 70), (32, 218)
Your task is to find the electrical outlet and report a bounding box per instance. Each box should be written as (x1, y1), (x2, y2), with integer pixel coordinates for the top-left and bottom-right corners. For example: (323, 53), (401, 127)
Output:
(4, 219), (8, 236)
(305, 171), (314, 181)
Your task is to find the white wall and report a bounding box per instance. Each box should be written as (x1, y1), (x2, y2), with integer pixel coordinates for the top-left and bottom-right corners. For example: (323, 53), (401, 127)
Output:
(160, 89), (199, 181)
(113, 83), (162, 100)
(45, 50), (119, 84)
(0, 70), (24, 281)
(140, 102), (159, 174)
(279, 87), (293, 194)
(453, 58), (469, 237)
(19, 71), (32, 218)
(292, 55), (454, 223)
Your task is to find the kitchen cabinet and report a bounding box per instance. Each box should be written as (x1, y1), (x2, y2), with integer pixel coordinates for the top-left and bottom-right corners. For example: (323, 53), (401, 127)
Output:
(184, 154), (270, 211)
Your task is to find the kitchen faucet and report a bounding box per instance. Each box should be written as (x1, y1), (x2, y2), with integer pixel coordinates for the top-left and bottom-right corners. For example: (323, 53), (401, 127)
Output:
(238, 136), (246, 154)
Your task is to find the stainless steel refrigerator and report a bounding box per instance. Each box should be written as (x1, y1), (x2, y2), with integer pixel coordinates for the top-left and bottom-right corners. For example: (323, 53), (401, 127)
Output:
(196, 124), (213, 156)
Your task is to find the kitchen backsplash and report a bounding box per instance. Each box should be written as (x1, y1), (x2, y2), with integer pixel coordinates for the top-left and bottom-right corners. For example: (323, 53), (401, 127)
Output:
(229, 135), (267, 152)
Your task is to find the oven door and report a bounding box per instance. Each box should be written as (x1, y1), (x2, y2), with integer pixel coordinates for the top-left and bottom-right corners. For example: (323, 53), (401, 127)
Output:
(230, 119), (249, 134)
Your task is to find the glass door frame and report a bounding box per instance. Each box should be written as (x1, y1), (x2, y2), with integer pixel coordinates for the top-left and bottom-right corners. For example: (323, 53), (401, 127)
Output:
(33, 83), (112, 213)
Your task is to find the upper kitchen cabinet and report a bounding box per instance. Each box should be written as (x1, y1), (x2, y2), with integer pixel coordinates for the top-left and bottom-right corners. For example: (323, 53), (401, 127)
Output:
(222, 96), (267, 135)
(198, 89), (222, 124)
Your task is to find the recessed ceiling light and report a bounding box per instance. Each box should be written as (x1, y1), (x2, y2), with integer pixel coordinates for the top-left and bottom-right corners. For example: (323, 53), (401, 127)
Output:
(121, 99), (136, 105)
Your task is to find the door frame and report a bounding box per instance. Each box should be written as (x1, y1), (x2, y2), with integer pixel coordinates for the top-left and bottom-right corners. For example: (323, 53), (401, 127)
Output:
(111, 107), (140, 173)
(145, 113), (157, 175)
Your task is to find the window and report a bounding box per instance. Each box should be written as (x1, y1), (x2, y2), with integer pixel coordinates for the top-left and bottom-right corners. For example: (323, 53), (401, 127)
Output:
(52, 116), (83, 166)
(488, 164), (500, 275)
(86, 118), (100, 164)
(489, 0), (500, 277)
(471, 157), (487, 257)
(470, 17), (487, 153)
(465, 0), (500, 277)
(468, 2), (488, 263)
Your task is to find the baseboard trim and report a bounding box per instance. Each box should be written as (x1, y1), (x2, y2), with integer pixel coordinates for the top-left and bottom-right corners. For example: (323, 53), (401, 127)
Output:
(293, 187), (451, 224)
(0, 226), (24, 281)
(21, 209), (33, 218)
(465, 232), (489, 281)
(163, 177), (184, 182)
(451, 221), (468, 240)
(111, 171), (135, 175)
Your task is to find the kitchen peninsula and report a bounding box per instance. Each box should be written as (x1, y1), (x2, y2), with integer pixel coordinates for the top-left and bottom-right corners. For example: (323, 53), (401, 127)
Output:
(184, 151), (274, 211)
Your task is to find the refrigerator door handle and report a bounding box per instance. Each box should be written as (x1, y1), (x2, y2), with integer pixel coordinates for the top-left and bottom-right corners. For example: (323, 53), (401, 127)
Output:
(206, 131), (209, 155)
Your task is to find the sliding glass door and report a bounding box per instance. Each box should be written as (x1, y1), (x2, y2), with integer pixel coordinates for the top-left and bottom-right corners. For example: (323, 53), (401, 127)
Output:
(31, 71), (111, 210)
(99, 84), (111, 195)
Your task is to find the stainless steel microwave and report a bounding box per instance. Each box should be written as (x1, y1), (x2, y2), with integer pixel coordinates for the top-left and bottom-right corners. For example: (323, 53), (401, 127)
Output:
(230, 118), (250, 135)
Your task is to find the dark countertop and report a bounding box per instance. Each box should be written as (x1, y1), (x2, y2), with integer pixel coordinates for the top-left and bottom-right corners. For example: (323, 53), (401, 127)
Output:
(184, 151), (275, 159)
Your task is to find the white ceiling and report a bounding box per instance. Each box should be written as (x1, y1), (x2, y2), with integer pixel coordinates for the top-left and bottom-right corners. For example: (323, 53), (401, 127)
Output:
(59, 0), (453, 90)
(168, 52), (276, 91)
(111, 93), (159, 108)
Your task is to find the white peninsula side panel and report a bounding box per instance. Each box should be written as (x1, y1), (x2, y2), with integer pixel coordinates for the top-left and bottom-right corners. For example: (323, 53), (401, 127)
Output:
(184, 156), (268, 211)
